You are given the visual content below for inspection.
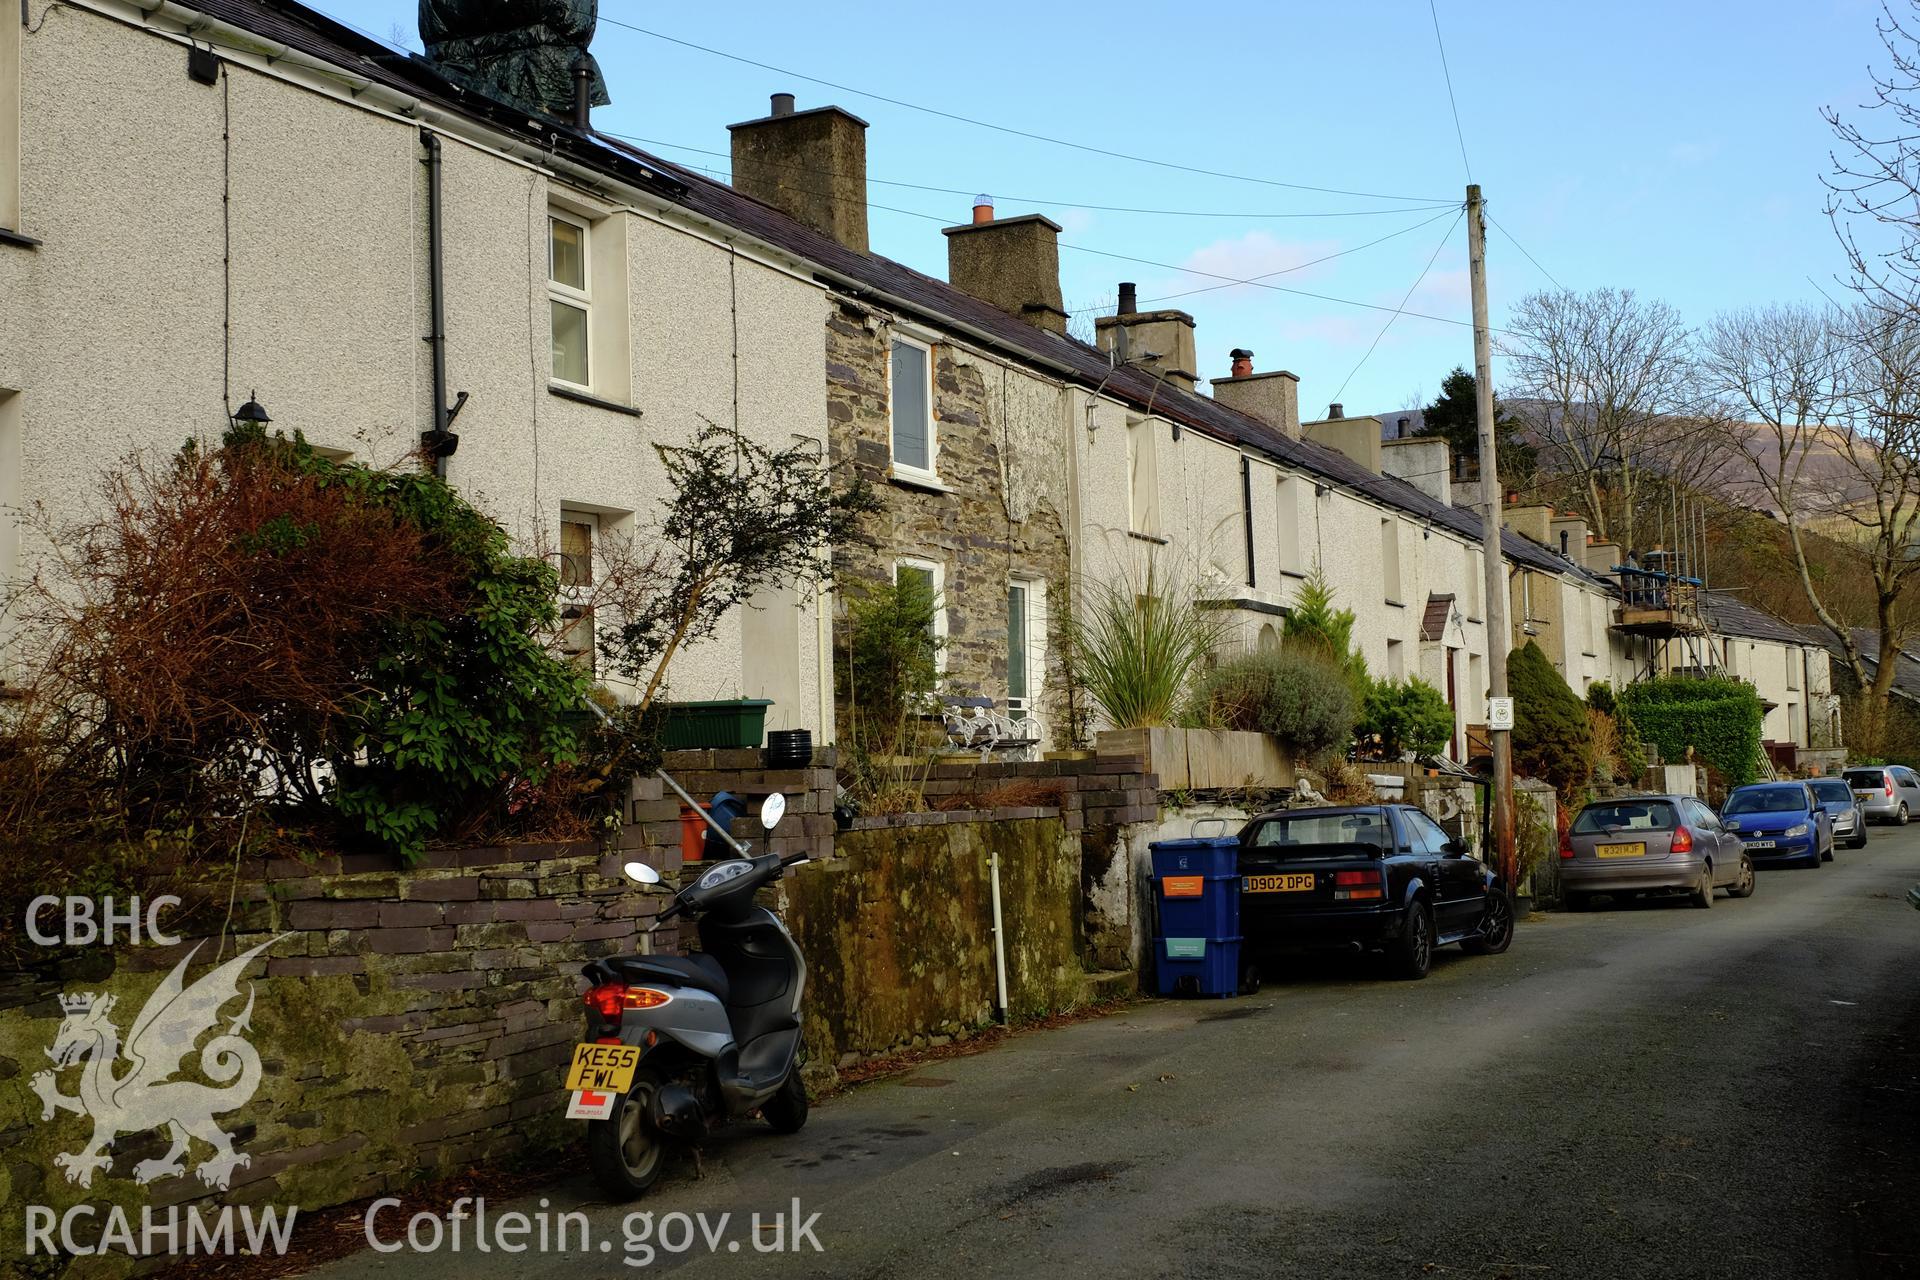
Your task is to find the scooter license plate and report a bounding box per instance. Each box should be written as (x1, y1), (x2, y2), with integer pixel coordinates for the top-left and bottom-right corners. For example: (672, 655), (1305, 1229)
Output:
(564, 1042), (641, 1093)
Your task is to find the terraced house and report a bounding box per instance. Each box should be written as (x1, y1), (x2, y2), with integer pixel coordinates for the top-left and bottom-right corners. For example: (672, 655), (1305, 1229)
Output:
(0, 0), (1840, 767)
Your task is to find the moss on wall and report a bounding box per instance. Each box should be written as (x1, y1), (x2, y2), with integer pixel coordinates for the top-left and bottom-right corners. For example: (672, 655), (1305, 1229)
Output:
(782, 817), (1096, 1085)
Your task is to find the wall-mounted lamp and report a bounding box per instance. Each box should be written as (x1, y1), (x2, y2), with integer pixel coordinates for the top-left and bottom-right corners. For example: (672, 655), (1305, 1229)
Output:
(230, 391), (271, 429)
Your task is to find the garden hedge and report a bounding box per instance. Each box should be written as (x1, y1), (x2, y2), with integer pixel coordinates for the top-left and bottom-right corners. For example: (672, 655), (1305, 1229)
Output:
(1619, 675), (1765, 788)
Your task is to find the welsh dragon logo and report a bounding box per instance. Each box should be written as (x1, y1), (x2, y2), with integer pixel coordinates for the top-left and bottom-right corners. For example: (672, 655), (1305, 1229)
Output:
(30, 937), (283, 1190)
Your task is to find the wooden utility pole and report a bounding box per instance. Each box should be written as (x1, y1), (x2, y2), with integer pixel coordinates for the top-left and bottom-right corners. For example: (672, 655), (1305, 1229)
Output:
(1467, 183), (1516, 887)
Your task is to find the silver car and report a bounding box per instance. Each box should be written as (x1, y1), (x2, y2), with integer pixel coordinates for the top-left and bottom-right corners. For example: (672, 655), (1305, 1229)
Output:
(1843, 765), (1920, 825)
(1561, 794), (1755, 910)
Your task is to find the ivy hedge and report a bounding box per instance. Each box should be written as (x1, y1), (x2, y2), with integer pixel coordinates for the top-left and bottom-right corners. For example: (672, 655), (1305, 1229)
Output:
(1619, 675), (1765, 788)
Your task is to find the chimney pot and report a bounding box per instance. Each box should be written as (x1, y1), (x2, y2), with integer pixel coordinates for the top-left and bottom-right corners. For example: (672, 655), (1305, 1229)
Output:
(971, 194), (994, 224)
(770, 92), (795, 116)
(1229, 348), (1254, 378)
(1328, 402), (1345, 419)
(1396, 415), (1410, 438)
(1117, 282), (1138, 315)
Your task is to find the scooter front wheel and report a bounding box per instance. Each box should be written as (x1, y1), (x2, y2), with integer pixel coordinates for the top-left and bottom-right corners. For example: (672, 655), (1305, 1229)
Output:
(761, 1066), (809, 1134)
(588, 1068), (669, 1200)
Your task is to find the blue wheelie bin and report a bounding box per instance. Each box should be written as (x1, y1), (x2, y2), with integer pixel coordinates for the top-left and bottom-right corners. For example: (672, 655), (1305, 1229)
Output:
(1150, 835), (1243, 997)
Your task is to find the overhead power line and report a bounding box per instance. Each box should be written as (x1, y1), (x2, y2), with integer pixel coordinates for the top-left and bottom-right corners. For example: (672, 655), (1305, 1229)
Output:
(1487, 213), (1567, 291)
(1332, 208), (1467, 402)
(596, 13), (1449, 205)
(602, 132), (1459, 221)
(1065, 206), (1463, 314)
(1427, 0), (1472, 183)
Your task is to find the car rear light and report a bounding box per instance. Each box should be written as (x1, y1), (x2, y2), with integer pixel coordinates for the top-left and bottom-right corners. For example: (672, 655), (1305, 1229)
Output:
(1559, 840), (1575, 860)
(1889, 778), (1896, 798)
(583, 983), (674, 1019)
(1671, 826), (1693, 854)
(1333, 869), (1384, 901)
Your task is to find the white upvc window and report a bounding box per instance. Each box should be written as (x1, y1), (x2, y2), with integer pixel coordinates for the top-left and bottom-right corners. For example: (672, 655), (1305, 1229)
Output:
(889, 336), (937, 480)
(548, 211), (592, 391)
(1276, 476), (1302, 572)
(895, 557), (947, 673)
(1127, 416), (1160, 536)
(1, 9), (19, 234)
(1380, 516), (1402, 603)
(557, 508), (598, 673)
(1007, 577), (1048, 723)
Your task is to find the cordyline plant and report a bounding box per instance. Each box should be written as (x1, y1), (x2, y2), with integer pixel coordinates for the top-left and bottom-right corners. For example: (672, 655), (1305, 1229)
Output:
(601, 422), (880, 711)
(1065, 555), (1230, 729)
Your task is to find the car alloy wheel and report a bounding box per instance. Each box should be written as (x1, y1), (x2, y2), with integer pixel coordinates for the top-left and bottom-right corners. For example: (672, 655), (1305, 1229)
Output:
(1394, 902), (1434, 980)
(1901, 803), (1911, 827)
(1463, 889), (1513, 955)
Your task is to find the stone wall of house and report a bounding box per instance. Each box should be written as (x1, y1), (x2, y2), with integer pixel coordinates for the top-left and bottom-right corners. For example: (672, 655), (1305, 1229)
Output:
(824, 296), (1075, 741)
(0, 751), (1150, 1256)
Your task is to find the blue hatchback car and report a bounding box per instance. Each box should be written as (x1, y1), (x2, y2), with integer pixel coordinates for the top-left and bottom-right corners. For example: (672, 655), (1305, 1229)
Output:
(1721, 781), (1833, 868)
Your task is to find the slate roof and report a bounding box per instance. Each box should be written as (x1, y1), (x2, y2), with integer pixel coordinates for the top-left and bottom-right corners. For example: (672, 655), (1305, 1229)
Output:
(1700, 590), (1814, 646)
(186, 0), (1634, 592)
(1420, 593), (1456, 643)
(1800, 626), (1920, 703)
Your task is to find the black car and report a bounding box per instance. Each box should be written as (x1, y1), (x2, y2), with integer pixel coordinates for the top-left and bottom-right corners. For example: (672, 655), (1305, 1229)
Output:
(1237, 804), (1514, 980)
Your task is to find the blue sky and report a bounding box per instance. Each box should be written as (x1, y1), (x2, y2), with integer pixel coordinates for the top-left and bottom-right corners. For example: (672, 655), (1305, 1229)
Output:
(319, 1), (1887, 417)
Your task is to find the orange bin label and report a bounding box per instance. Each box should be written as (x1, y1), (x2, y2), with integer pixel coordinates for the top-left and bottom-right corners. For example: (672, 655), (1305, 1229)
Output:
(1162, 875), (1204, 898)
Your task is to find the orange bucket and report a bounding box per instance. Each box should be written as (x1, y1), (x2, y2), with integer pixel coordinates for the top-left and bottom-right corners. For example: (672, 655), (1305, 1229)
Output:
(679, 805), (709, 862)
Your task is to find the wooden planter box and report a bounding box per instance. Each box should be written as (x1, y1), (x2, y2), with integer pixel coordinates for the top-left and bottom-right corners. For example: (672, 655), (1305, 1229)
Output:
(658, 699), (773, 751)
(1095, 727), (1296, 791)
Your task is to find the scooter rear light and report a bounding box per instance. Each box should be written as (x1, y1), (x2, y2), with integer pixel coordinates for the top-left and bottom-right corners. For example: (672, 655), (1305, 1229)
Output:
(622, 987), (673, 1010)
(583, 983), (627, 1019)
(1671, 826), (1694, 854)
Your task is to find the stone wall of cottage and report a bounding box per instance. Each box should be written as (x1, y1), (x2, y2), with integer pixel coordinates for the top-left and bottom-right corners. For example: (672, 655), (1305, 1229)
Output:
(825, 296), (1075, 744)
(0, 750), (1149, 1255)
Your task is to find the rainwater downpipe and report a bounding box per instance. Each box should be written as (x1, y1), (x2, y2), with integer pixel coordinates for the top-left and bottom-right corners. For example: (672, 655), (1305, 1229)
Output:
(989, 851), (1010, 1024)
(420, 128), (455, 478)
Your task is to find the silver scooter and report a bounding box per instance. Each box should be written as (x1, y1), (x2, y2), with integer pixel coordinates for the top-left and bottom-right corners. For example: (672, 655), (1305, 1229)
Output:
(571, 786), (810, 1199)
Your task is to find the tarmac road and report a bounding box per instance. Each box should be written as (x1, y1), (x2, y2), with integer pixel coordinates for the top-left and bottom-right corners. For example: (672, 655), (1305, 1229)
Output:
(312, 827), (1920, 1279)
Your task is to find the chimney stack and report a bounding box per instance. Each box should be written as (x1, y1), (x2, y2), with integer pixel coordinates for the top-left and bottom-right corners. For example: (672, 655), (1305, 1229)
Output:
(728, 94), (871, 253)
(943, 204), (1068, 335)
(1211, 351), (1301, 438)
(1096, 283), (1198, 390)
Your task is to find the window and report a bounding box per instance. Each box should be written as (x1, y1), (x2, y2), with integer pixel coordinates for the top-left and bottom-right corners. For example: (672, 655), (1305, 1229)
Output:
(1127, 417), (1159, 535)
(0, 391), (18, 647)
(1787, 652), (1800, 690)
(1462, 545), (1482, 617)
(1007, 579), (1047, 723)
(548, 212), (591, 390)
(1380, 517), (1401, 602)
(1276, 476), (1301, 572)
(1403, 809), (1454, 854)
(557, 509), (597, 673)
(889, 337), (935, 478)
(1386, 638), (1405, 679)
(0, 10), (18, 234)
(896, 558), (947, 672)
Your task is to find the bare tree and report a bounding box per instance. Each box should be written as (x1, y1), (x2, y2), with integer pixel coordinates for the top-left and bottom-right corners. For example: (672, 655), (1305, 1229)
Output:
(1826, 2), (1920, 317)
(1500, 288), (1697, 550)
(1701, 303), (1920, 747)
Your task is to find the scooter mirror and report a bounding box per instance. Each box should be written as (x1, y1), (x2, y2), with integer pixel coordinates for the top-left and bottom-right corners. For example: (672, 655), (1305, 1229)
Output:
(623, 861), (663, 886)
(759, 792), (787, 830)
